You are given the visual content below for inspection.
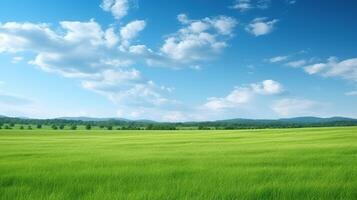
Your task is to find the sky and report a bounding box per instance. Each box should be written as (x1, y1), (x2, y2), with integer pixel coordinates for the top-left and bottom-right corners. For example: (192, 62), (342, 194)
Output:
(0, 0), (357, 121)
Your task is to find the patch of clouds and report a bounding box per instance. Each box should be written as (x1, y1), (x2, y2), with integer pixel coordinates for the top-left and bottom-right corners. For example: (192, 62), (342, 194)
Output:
(203, 80), (284, 111)
(146, 14), (237, 69)
(285, 59), (306, 68)
(0, 19), (178, 120)
(100, 0), (129, 20)
(271, 98), (322, 117)
(230, 0), (271, 12)
(0, 1), (239, 121)
(120, 20), (146, 47)
(303, 57), (357, 82)
(246, 17), (278, 36)
(268, 55), (288, 63)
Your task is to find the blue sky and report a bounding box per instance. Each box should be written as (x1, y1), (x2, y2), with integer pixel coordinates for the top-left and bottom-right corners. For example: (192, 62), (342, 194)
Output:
(0, 0), (357, 121)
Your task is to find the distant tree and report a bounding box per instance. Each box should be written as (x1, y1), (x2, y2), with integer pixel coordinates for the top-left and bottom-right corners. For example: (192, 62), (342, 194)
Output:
(107, 126), (112, 130)
(85, 124), (91, 130)
(99, 125), (104, 129)
(27, 125), (32, 130)
(9, 123), (15, 127)
(51, 125), (58, 130)
(146, 124), (153, 130)
(20, 125), (24, 130)
(59, 125), (65, 130)
(4, 125), (11, 129)
(70, 125), (77, 130)
(37, 124), (42, 129)
(0, 126), (2, 129)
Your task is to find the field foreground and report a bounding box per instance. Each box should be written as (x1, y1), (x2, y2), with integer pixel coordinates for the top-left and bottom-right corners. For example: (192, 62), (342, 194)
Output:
(1, 127), (357, 199)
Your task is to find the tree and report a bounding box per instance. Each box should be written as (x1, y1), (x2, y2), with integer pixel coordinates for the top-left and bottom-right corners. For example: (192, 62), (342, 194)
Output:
(51, 125), (58, 130)
(86, 124), (91, 130)
(4, 125), (11, 129)
(59, 125), (65, 130)
(27, 126), (32, 130)
(37, 124), (42, 129)
(9, 123), (15, 127)
(70, 125), (77, 130)
(99, 125), (104, 129)
(107, 126), (113, 130)
(20, 126), (24, 130)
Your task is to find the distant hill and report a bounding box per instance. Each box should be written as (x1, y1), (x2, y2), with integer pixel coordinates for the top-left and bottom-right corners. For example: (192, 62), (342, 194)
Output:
(1, 115), (357, 130)
(57, 117), (130, 122)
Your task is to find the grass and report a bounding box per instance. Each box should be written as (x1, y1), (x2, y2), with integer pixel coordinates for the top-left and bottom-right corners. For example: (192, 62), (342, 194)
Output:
(0, 127), (357, 200)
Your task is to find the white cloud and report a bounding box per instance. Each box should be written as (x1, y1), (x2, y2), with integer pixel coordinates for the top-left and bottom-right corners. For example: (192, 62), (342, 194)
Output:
(303, 57), (357, 82)
(231, 0), (252, 12)
(100, 0), (129, 20)
(272, 98), (322, 117)
(203, 80), (284, 111)
(0, 2), (239, 121)
(0, 20), (175, 120)
(285, 59), (306, 68)
(268, 56), (288, 63)
(147, 14), (237, 68)
(120, 20), (146, 47)
(231, 0), (271, 12)
(120, 20), (146, 41)
(246, 18), (278, 36)
(251, 80), (284, 95)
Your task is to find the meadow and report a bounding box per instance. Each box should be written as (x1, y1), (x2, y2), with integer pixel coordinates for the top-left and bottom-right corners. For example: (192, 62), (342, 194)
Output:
(0, 127), (357, 200)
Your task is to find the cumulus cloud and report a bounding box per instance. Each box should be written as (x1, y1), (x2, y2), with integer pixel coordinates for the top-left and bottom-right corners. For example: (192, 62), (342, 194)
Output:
(120, 20), (146, 45)
(0, 19), (175, 119)
(246, 17), (278, 36)
(147, 14), (237, 68)
(271, 98), (322, 117)
(100, 0), (129, 20)
(303, 57), (357, 82)
(0, 1), (239, 121)
(203, 80), (284, 111)
(231, 0), (271, 12)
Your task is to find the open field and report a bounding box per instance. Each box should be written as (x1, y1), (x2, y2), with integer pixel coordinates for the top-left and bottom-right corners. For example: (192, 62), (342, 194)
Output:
(1, 127), (357, 200)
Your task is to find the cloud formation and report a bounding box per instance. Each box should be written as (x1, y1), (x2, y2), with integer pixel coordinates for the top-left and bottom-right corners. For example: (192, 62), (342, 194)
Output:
(0, 0), (240, 121)
(231, 0), (271, 12)
(100, 0), (129, 20)
(272, 98), (321, 117)
(303, 57), (357, 82)
(246, 17), (278, 36)
(203, 80), (284, 111)
(146, 14), (237, 68)
(268, 56), (288, 63)
(0, 19), (176, 119)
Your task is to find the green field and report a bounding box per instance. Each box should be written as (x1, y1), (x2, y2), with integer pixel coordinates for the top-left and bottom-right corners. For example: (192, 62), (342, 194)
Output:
(1, 127), (357, 200)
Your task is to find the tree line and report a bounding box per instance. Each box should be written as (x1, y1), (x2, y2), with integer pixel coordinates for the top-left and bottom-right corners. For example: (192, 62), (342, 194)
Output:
(1, 116), (357, 130)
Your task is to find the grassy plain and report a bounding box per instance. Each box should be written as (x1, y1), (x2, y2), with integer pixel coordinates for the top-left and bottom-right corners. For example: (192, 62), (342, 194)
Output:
(1, 127), (357, 199)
